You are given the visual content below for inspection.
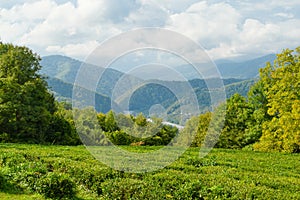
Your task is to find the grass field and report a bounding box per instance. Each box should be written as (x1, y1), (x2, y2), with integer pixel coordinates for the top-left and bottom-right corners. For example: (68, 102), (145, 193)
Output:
(0, 144), (299, 199)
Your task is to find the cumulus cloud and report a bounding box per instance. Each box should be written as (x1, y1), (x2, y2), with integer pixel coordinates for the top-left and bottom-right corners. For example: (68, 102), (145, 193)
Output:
(125, 1), (169, 27)
(166, 2), (241, 49)
(20, 2), (78, 46)
(76, 0), (138, 24)
(0, 0), (56, 21)
(0, 0), (57, 42)
(165, 1), (300, 59)
(1, 0), (127, 59)
(46, 40), (99, 58)
(0, 0), (299, 60)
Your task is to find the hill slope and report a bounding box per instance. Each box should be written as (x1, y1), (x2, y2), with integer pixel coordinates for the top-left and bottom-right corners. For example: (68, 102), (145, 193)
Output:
(41, 56), (124, 113)
(174, 54), (276, 79)
(41, 55), (256, 117)
(217, 54), (276, 79)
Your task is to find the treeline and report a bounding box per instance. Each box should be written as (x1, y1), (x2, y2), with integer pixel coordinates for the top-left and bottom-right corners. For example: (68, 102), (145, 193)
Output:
(186, 47), (300, 153)
(75, 109), (178, 146)
(0, 42), (299, 153)
(0, 43), (79, 145)
(0, 42), (178, 146)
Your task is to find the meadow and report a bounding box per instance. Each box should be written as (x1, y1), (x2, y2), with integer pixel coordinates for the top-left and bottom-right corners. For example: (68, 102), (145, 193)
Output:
(0, 144), (299, 199)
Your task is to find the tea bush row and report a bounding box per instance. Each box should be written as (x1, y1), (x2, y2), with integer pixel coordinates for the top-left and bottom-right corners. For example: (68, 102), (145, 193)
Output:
(0, 144), (299, 199)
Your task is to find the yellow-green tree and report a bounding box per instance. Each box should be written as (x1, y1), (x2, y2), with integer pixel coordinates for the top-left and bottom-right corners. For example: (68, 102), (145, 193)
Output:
(191, 112), (212, 147)
(254, 47), (300, 152)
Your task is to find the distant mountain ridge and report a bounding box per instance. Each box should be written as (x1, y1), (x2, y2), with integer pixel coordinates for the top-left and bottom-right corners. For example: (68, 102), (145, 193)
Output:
(216, 54), (276, 79)
(40, 54), (271, 119)
(40, 55), (80, 83)
(41, 55), (125, 113)
(174, 54), (276, 79)
(41, 53), (276, 82)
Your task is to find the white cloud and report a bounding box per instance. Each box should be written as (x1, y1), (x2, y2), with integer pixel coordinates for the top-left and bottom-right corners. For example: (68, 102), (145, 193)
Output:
(0, 0), (299, 60)
(207, 18), (300, 59)
(125, 1), (169, 27)
(19, 2), (77, 46)
(140, 0), (199, 14)
(269, 0), (300, 8)
(166, 2), (241, 49)
(13, 0), (123, 57)
(46, 40), (99, 58)
(165, 1), (300, 59)
(279, 19), (300, 40)
(234, 19), (281, 55)
(0, 0), (56, 22)
(240, 19), (280, 43)
(0, 0), (57, 43)
(275, 13), (294, 19)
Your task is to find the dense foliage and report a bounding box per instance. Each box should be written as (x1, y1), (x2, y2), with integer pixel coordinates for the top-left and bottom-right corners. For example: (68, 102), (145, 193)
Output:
(253, 47), (300, 152)
(0, 43), (80, 145)
(0, 144), (299, 199)
(0, 42), (299, 153)
(186, 47), (300, 152)
(0, 43), (55, 143)
(96, 111), (178, 146)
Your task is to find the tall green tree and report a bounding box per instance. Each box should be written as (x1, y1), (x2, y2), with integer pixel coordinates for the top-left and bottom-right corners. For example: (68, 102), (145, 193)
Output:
(0, 43), (56, 143)
(247, 63), (274, 144)
(254, 47), (300, 152)
(216, 93), (253, 149)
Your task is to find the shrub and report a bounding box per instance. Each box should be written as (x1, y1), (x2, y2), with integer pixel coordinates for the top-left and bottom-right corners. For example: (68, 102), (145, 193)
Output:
(0, 171), (5, 190)
(101, 178), (164, 199)
(37, 172), (76, 199)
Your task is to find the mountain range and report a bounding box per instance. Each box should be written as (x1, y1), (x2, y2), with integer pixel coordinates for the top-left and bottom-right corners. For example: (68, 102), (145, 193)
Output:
(40, 54), (275, 122)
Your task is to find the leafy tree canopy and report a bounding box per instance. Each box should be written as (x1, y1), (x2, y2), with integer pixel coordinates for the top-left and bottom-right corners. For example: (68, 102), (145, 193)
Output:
(0, 43), (56, 143)
(254, 47), (300, 152)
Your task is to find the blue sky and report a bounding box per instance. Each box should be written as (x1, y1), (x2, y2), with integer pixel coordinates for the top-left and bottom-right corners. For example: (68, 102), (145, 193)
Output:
(1, 0), (299, 60)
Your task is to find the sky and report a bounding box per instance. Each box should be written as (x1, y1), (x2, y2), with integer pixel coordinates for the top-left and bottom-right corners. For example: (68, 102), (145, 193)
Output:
(1, 0), (300, 61)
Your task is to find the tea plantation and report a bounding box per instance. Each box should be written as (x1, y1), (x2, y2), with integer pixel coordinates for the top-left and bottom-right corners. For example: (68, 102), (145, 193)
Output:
(0, 144), (299, 199)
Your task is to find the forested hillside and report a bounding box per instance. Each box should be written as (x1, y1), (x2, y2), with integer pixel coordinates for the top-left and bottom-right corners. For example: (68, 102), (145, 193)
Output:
(0, 42), (299, 153)
(43, 58), (254, 118)
(46, 75), (254, 120)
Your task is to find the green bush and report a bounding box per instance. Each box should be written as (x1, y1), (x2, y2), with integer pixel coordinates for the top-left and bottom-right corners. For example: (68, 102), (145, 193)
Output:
(101, 178), (162, 199)
(0, 170), (18, 193)
(105, 130), (133, 145)
(37, 172), (76, 199)
(0, 171), (5, 190)
(72, 167), (120, 196)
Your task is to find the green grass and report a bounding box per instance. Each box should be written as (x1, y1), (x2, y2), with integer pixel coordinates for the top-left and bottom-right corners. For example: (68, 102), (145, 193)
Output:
(0, 144), (299, 199)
